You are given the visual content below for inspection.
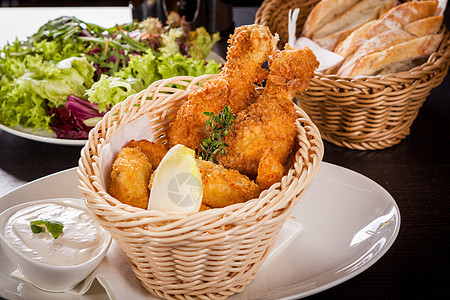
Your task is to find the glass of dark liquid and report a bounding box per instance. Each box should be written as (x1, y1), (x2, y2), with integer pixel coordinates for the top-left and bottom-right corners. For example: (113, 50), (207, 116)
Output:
(162, 0), (201, 25)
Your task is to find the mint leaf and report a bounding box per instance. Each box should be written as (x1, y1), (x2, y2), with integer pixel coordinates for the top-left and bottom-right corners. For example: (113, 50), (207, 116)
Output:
(30, 219), (64, 239)
(30, 224), (44, 234)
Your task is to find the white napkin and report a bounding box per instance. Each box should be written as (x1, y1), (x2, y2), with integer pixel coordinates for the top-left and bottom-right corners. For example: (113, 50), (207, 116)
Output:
(99, 115), (156, 189)
(288, 8), (343, 71)
(436, 0), (447, 15)
(11, 218), (302, 299)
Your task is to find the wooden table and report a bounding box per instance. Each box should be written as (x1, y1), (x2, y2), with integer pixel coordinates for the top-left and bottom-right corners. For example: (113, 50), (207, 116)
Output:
(1, 5), (449, 300)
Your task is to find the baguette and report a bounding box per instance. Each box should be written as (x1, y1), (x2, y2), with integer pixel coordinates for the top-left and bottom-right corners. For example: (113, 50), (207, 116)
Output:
(364, 1), (439, 39)
(404, 15), (443, 36)
(337, 28), (415, 75)
(337, 34), (443, 77)
(325, 20), (377, 74)
(313, 26), (357, 51)
(312, 0), (395, 40)
(302, 0), (359, 38)
(334, 20), (377, 58)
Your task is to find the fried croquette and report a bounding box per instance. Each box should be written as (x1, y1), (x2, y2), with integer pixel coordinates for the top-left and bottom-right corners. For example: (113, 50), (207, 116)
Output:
(217, 45), (319, 178)
(125, 139), (168, 170)
(147, 158), (260, 209)
(109, 147), (152, 209)
(256, 148), (285, 191)
(200, 203), (212, 211)
(168, 24), (278, 150)
(196, 159), (260, 208)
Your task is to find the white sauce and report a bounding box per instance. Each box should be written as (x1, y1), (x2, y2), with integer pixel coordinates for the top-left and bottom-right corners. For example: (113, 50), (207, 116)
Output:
(4, 203), (106, 266)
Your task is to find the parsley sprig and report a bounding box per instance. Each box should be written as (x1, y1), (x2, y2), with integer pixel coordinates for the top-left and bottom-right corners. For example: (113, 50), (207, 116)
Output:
(30, 219), (64, 239)
(197, 105), (236, 163)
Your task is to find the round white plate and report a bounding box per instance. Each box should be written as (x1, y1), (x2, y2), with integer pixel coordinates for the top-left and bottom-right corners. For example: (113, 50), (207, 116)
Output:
(0, 162), (400, 300)
(0, 123), (87, 146)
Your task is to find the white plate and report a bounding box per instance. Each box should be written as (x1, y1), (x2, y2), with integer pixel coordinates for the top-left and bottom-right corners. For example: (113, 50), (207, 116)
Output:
(0, 123), (87, 146)
(0, 162), (400, 300)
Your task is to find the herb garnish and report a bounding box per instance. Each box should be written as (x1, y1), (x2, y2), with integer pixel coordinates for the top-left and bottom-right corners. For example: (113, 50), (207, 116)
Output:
(196, 105), (236, 163)
(30, 219), (64, 239)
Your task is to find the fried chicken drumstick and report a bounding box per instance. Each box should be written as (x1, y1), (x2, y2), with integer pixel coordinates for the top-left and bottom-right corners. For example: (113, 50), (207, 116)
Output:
(110, 24), (320, 211)
(217, 45), (319, 178)
(168, 24), (278, 150)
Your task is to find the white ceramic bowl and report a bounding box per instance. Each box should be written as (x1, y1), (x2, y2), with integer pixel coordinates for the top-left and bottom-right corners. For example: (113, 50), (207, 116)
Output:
(0, 198), (112, 292)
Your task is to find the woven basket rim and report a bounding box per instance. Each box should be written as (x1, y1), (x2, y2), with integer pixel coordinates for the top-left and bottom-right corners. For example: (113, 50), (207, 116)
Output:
(78, 74), (324, 227)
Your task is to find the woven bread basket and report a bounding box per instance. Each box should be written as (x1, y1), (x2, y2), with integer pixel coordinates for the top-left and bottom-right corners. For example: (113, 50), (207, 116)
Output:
(77, 74), (324, 299)
(255, 0), (450, 150)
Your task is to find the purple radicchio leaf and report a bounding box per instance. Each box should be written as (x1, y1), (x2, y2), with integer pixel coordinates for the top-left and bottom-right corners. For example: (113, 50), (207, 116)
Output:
(48, 95), (104, 139)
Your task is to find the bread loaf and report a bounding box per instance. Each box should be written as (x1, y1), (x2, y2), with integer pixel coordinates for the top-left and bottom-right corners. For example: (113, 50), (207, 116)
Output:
(363, 0), (439, 39)
(404, 15), (444, 36)
(337, 28), (416, 75)
(334, 20), (377, 58)
(302, 0), (395, 51)
(320, 0), (445, 76)
(337, 34), (443, 76)
(312, 0), (395, 40)
(302, 0), (359, 38)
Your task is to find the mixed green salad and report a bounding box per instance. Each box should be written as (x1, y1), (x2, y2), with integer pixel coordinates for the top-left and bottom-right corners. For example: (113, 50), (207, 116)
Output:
(0, 13), (221, 139)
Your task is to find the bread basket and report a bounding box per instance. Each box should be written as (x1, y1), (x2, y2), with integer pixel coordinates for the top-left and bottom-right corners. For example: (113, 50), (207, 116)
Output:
(77, 74), (324, 299)
(256, 0), (450, 150)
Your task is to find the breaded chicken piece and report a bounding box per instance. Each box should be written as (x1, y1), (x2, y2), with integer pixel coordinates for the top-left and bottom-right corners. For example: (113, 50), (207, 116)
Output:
(168, 24), (278, 150)
(147, 157), (260, 209)
(200, 203), (212, 211)
(256, 148), (285, 191)
(196, 159), (260, 208)
(125, 139), (168, 170)
(109, 147), (152, 209)
(217, 46), (319, 178)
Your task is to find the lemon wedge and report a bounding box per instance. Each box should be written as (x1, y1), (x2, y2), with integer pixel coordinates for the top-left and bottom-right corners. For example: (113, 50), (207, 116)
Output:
(148, 144), (203, 212)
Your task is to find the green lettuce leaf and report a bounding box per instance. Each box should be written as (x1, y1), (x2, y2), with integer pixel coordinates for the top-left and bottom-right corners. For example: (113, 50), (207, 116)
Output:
(157, 53), (221, 78)
(188, 27), (221, 60)
(0, 55), (94, 130)
(159, 28), (184, 56)
(85, 52), (222, 110)
(16, 57), (94, 108)
(85, 74), (139, 113)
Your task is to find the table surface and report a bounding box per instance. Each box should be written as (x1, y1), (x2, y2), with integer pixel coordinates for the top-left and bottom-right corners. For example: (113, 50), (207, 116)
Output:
(1, 5), (449, 300)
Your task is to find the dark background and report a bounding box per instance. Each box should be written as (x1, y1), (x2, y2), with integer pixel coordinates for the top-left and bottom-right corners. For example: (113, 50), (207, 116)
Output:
(0, 0), (263, 7)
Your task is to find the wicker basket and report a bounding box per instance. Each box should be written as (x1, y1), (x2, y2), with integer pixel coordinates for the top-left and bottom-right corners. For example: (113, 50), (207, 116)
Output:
(256, 0), (450, 150)
(77, 74), (324, 299)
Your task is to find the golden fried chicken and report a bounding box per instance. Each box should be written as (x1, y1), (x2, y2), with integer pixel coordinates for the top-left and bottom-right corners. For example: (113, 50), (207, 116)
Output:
(109, 147), (152, 209)
(147, 157), (260, 209)
(125, 139), (168, 170)
(256, 148), (285, 191)
(168, 24), (278, 150)
(196, 159), (260, 208)
(217, 45), (319, 178)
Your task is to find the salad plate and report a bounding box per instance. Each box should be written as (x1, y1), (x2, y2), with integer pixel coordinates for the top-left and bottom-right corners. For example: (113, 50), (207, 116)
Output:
(0, 11), (225, 147)
(0, 123), (87, 146)
(0, 52), (224, 147)
(0, 162), (400, 300)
